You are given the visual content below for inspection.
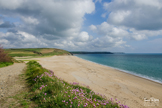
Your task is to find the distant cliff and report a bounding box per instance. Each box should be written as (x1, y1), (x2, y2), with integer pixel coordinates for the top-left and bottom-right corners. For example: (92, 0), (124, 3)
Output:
(70, 52), (114, 55)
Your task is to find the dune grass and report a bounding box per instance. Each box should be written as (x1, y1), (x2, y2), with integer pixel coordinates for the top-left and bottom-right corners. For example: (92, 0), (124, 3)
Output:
(24, 60), (129, 108)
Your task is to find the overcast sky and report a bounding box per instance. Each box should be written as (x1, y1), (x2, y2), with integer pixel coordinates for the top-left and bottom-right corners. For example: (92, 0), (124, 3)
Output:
(0, 0), (162, 53)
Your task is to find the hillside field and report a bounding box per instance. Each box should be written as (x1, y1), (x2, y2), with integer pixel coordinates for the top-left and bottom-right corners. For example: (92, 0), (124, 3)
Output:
(4, 48), (71, 57)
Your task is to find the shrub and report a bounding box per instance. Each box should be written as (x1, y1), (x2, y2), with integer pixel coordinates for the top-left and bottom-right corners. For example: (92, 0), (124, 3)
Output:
(0, 45), (12, 62)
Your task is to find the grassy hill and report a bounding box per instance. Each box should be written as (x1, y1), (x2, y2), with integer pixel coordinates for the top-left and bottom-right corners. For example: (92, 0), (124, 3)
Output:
(4, 48), (71, 57)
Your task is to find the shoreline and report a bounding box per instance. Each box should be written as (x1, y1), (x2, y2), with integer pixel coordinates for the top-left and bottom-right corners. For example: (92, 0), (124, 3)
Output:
(75, 55), (162, 85)
(16, 55), (162, 108)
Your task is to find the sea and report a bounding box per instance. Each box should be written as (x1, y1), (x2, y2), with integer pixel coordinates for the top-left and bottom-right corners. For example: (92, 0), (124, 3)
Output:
(75, 53), (162, 84)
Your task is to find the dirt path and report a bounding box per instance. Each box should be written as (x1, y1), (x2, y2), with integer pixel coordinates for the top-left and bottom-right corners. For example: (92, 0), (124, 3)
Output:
(0, 63), (26, 107)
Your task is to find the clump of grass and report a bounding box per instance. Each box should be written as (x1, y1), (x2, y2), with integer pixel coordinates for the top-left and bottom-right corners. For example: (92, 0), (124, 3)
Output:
(0, 45), (13, 67)
(26, 61), (129, 108)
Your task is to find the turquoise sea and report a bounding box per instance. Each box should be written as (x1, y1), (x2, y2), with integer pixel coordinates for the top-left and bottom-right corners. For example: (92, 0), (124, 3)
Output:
(75, 54), (162, 84)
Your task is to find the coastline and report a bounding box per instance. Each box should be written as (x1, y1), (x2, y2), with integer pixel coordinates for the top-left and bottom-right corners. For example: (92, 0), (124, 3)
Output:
(16, 55), (162, 108)
(75, 55), (162, 85)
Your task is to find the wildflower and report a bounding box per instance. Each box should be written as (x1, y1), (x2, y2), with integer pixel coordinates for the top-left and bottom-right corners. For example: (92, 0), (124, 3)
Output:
(45, 93), (47, 95)
(62, 100), (65, 102)
(44, 98), (45, 100)
(78, 104), (80, 106)
(70, 105), (72, 107)
(97, 103), (99, 106)
(46, 85), (47, 86)
(42, 85), (45, 88)
(73, 96), (77, 100)
(40, 87), (42, 90)
(71, 102), (73, 104)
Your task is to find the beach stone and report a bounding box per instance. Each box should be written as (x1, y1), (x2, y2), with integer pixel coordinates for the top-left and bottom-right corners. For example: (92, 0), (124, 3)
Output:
(1, 94), (4, 97)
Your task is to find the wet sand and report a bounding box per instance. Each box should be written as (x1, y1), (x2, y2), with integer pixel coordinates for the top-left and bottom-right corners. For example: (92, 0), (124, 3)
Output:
(16, 55), (162, 108)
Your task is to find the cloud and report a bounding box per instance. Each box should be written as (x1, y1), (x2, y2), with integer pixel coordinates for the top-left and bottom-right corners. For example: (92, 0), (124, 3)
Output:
(0, 31), (47, 48)
(89, 25), (97, 31)
(103, 0), (162, 30)
(0, 21), (15, 28)
(21, 16), (39, 25)
(0, 0), (95, 49)
(89, 22), (127, 49)
(77, 31), (90, 42)
(96, 22), (129, 38)
(95, 0), (102, 3)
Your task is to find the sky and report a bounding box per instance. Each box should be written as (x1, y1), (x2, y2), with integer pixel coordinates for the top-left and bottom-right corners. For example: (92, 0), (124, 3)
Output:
(0, 0), (162, 53)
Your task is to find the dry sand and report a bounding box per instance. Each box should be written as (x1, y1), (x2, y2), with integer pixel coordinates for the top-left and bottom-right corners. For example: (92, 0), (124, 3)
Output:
(17, 55), (162, 108)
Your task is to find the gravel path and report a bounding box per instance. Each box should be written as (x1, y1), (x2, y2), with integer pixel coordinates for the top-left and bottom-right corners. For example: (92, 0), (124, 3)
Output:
(0, 63), (26, 101)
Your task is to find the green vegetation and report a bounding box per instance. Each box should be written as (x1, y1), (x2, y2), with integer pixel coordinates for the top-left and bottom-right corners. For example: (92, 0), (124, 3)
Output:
(0, 62), (13, 68)
(0, 45), (13, 68)
(5, 48), (71, 57)
(1, 61), (128, 108)
(0, 45), (25, 68)
(21, 60), (128, 108)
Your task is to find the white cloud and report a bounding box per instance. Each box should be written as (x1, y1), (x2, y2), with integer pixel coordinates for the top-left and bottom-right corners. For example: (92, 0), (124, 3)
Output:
(0, 39), (8, 44)
(103, 0), (162, 30)
(135, 0), (162, 9)
(21, 17), (39, 25)
(131, 34), (147, 41)
(101, 13), (107, 18)
(0, 0), (96, 50)
(97, 22), (128, 38)
(77, 31), (90, 42)
(89, 25), (97, 31)
(17, 31), (38, 43)
(95, 0), (102, 3)
(0, 31), (48, 48)
(0, 0), (23, 10)
(108, 10), (131, 24)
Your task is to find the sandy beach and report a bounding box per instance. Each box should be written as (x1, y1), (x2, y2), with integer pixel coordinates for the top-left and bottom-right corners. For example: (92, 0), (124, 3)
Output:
(17, 55), (162, 108)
